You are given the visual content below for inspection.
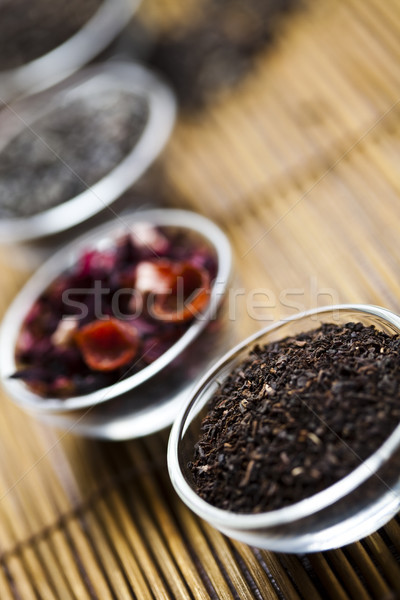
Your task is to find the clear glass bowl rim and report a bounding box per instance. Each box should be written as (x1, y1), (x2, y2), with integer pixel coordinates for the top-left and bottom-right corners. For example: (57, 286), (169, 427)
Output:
(0, 208), (232, 413)
(168, 303), (400, 530)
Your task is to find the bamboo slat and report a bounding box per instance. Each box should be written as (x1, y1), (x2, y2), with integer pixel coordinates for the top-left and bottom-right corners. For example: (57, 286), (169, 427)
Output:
(278, 555), (323, 600)
(345, 543), (394, 600)
(307, 554), (350, 600)
(324, 550), (373, 600)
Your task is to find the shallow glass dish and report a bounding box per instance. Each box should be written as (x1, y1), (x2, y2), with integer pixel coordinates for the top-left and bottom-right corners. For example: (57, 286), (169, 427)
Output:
(0, 0), (140, 102)
(0, 60), (176, 244)
(168, 304), (400, 553)
(0, 209), (233, 440)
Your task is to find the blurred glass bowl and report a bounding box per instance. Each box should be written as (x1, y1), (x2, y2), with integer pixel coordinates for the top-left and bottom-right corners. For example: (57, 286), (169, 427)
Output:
(0, 61), (176, 244)
(168, 304), (400, 553)
(0, 209), (233, 440)
(0, 0), (140, 102)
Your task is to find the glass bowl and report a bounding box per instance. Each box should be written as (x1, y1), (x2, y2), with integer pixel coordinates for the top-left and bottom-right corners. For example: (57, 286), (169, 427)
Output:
(0, 0), (140, 102)
(0, 209), (233, 440)
(0, 60), (176, 244)
(168, 304), (400, 553)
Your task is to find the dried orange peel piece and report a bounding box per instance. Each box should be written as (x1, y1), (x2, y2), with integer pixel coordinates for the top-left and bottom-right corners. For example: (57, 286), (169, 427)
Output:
(149, 261), (211, 322)
(75, 318), (139, 372)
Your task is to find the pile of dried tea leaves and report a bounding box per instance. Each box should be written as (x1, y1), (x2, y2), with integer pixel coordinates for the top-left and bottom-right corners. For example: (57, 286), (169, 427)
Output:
(150, 0), (297, 109)
(189, 322), (400, 513)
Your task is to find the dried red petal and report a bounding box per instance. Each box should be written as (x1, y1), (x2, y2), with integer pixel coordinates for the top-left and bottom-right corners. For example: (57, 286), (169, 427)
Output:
(77, 249), (116, 277)
(51, 319), (78, 347)
(151, 263), (211, 322)
(75, 318), (139, 372)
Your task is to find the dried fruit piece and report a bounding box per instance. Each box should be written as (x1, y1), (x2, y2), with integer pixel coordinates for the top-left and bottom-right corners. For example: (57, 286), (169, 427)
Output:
(75, 318), (139, 372)
(151, 262), (211, 322)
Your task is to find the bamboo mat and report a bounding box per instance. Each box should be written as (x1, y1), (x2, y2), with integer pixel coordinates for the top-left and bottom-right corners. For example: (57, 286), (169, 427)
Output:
(1, 0), (400, 598)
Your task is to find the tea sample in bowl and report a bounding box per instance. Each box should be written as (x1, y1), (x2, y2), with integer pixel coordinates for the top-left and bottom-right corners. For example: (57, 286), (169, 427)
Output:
(189, 322), (400, 513)
(0, 90), (149, 219)
(0, 0), (103, 71)
(12, 223), (217, 398)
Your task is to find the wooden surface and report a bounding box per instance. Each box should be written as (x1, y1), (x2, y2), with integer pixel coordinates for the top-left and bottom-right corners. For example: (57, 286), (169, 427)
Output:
(1, 0), (400, 598)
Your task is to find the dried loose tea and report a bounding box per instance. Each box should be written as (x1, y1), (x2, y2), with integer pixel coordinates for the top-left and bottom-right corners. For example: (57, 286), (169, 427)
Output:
(0, 90), (148, 218)
(150, 0), (297, 109)
(13, 224), (217, 398)
(189, 323), (400, 513)
(0, 0), (102, 71)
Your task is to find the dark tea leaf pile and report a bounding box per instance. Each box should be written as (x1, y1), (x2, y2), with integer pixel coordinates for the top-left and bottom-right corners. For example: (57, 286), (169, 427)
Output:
(0, 90), (148, 218)
(189, 323), (400, 513)
(13, 225), (217, 398)
(150, 0), (296, 109)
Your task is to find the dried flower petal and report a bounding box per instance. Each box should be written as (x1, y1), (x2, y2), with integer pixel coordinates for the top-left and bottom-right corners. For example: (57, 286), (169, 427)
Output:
(77, 249), (116, 278)
(51, 319), (78, 346)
